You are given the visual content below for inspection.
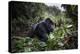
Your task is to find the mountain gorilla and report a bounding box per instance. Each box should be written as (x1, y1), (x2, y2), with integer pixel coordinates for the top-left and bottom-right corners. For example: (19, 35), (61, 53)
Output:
(30, 18), (55, 42)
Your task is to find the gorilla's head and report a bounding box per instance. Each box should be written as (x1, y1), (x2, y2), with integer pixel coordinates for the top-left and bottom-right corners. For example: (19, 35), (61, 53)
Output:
(45, 18), (55, 32)
(45, 18), (54, 25)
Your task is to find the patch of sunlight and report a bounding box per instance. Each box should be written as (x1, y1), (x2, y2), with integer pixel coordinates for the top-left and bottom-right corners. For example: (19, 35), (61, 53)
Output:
(49, 34), (54, 39)
(58, 42), (64, 46)
(67, 25), (73, 28)
(60, 36), (64, 39)
(24, 47), (31, 52)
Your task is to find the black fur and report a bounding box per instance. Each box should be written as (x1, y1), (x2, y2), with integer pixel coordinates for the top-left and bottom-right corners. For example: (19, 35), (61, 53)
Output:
(31, 18), (55, 42)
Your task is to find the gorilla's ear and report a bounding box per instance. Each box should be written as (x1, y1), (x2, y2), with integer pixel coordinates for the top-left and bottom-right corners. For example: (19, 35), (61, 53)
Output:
(45, 18), (54, 25)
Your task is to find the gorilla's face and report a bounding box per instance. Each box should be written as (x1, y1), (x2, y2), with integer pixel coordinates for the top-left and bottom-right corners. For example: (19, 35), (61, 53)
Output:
(45, 18), (55, 32)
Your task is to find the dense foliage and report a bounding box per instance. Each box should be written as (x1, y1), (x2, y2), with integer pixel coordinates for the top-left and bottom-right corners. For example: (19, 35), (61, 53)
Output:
(9, 1), (78, 53)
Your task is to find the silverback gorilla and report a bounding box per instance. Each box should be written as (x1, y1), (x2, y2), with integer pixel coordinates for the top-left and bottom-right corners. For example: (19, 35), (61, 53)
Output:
(29, 18), (55, 42)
